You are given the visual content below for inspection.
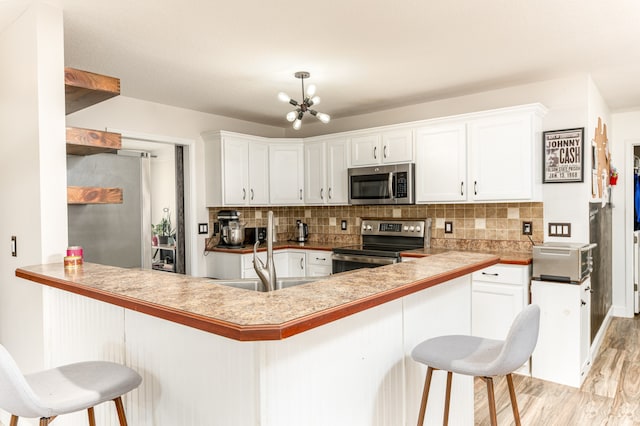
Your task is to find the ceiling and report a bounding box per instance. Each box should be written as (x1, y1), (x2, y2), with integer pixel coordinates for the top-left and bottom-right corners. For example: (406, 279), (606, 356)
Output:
(5, 0), (640, 127)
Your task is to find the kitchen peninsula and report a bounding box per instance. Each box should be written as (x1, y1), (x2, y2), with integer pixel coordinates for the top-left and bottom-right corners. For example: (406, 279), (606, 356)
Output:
(17, 251), (498, 425)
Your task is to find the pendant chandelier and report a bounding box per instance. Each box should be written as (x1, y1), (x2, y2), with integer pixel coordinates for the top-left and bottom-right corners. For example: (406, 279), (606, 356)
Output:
(278, 71), (330, 130)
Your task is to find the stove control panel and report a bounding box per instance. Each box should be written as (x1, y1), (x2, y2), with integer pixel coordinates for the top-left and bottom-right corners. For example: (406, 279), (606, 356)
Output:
(361, 219), (426, 237)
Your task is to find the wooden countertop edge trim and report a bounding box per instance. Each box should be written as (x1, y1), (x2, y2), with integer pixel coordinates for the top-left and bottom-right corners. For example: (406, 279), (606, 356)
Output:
(16, 256), (499, 342)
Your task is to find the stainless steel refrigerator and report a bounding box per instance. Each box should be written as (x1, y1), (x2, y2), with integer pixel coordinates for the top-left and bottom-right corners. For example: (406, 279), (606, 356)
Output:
(67, 151), (152, 268)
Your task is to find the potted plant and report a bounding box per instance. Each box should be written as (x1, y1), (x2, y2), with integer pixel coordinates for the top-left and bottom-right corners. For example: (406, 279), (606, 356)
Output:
(153, 208), (174, 245)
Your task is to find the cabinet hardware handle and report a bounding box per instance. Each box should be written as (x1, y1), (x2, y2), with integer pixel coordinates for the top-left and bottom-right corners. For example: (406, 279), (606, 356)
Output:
(300, 258), (304, 269)
(328, 188), (332, 199)
(242, 188), (246, 200)
(584, 286), (590, 292)
(384, 145), (388, 158)
(474, 181), (478, 195)
(317, 257), (326, 261)
(299, 189), (303, 200)
(320, 188), (324, 199)
(482, 272), (499, 276)
(250, 189), (254, 200)
(374, 146), (377, 159)
(581, 300), (587, 306)
(460, 182), (464, 196)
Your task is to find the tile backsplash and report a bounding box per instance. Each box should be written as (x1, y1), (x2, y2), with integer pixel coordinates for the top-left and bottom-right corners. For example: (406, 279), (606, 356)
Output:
(208, 202), (543, 252)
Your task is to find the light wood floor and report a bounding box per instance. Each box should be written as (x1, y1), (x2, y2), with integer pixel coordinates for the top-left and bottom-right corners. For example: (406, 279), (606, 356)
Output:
(474, 315), (640, 425)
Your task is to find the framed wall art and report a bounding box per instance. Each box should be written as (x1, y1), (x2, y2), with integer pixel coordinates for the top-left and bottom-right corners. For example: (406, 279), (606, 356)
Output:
(543, 127), (584, 183)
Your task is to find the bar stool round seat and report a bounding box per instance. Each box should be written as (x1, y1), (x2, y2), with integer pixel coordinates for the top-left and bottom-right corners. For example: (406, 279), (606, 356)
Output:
(0, 344), (142, 426)
(411, 304), (540, 426)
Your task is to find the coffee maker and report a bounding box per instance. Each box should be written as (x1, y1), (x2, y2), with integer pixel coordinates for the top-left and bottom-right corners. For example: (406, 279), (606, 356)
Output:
(216, 210), (245, 248)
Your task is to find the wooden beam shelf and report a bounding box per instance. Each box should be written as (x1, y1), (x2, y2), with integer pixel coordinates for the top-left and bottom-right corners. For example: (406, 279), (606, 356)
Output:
(67, 186), (123, 205)
(66, 127), (122, 155)
(65, 67), (120, 115)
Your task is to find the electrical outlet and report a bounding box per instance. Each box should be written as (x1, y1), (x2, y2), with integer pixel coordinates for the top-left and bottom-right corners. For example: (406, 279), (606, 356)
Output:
(444, 221), (453, 234)
(341, 220), (347, 231)
(522, 221), (532, 235)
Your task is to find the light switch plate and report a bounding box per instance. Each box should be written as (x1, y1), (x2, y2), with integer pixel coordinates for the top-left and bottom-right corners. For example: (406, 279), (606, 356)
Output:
(198, 223), (209, 235)
(548, 222), (571, 237)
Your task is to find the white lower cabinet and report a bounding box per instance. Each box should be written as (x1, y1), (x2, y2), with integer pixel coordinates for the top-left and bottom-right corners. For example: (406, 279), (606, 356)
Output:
(287, 250), (306, 277)
(531, 278), (591, 388)
(306, 250), (332, 276)
(471, 264), (531, 374)
(207, 249), (331, 279)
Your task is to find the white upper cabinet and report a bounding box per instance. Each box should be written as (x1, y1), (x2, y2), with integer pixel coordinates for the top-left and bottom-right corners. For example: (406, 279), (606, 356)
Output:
(381, 129), (413, 163)
(415, 123), (467, 202)
(468, 112), (535, 201)
(415, 104), (545, 203)
(269, 142), (304, 205)
(350, 130), (413, 166)
(204, 131), (269, 206)
(304, 138), (349, 205)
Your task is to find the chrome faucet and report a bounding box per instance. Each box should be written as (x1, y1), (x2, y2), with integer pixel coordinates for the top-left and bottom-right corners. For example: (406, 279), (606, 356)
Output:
(253, 210), (277, 292)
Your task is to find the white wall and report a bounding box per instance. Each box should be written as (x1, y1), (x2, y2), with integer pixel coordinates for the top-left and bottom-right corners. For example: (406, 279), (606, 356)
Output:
(611, 110), (640, 316)
(0, 2), (66, 372)
(66, 96), (286, 277)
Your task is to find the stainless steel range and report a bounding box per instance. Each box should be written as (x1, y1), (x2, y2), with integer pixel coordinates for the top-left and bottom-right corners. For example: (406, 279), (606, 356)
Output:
(332, 218), (431, 273)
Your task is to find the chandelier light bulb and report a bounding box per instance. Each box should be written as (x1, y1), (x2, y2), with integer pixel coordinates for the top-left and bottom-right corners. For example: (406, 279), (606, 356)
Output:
(310, 96), (321, 106)
(293, 118), (302, 130)
(286, 111), (297, 122)
(316, 112), (331, 123)
(306, 84), (317, 97)
(278, 92), (291, 103)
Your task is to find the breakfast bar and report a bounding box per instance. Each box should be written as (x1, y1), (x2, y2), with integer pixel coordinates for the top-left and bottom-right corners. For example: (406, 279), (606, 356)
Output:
(17, 251), (499, 426)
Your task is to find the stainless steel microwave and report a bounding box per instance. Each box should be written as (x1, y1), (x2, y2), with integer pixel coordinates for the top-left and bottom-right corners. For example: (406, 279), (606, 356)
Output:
(348, 163), (415, 205)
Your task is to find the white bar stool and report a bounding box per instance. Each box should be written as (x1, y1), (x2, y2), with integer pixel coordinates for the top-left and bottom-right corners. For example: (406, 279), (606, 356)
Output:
(0, 344), (142, 426)
(411, 304), (540, 426)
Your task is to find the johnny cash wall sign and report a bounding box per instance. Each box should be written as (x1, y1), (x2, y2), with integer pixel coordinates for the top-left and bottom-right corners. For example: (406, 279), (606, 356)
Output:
(543, 128), (584, 183)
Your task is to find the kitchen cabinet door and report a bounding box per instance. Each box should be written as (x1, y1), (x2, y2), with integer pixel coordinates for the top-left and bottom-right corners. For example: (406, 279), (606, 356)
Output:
(472, 281), (525, 340)
(415, 123), (467, 202)
(531, 278), (591, 387)
(381, 129), (413, 163)
(269, 143), (304, 204)
(350, 134), (381, 166)
(326, 139), (349, 204)
(304, 141), (327, 204)
(248, 141), (269, 204)
(222, 137), (250, 205)
(288, 250), (306, 277)
(468, 113), (533, 201)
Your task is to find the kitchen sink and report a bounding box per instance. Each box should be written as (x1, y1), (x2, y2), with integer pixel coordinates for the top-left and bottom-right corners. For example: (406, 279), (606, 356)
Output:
(210, 276), (323, 292)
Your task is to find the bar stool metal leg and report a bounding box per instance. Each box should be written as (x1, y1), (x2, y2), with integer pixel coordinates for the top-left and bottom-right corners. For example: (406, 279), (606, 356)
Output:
(417, 366), (434, 426)
(506, 373), (522, 426)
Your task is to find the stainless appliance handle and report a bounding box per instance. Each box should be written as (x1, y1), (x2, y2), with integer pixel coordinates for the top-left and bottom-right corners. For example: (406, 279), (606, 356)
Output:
(332, 253), (398, 265)
(580, 243), (598, 252)
(388, 172), (394, 200)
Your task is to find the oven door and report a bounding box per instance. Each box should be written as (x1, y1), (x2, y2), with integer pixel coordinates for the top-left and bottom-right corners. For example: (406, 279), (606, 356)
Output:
(331, 253), (398, 274)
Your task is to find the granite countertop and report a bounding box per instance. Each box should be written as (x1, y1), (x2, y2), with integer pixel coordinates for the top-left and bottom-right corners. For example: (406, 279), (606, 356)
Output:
(16, 251), (498, 341)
